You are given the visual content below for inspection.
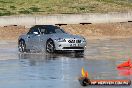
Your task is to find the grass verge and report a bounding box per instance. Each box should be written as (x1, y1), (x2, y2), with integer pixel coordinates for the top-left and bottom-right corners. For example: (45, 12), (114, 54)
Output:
(0, 0), (132, 16)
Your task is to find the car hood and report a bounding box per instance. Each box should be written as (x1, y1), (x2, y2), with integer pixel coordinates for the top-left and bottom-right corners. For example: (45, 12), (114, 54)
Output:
(51, 33), (83, 39)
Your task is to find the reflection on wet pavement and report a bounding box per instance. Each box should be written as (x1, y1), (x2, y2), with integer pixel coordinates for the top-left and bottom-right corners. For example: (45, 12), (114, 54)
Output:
(117, 68), (132, 76)
(85, 39), (132, 60)
(0, 38), (132, 88)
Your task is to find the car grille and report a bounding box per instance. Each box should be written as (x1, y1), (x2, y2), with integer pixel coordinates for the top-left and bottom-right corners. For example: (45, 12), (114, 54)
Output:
(68, 40), (81, 43)
(63, 47), (84, 49)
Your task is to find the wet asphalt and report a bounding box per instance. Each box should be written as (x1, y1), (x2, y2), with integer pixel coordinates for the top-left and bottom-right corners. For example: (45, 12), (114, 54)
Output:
(0, 39), (132, 88)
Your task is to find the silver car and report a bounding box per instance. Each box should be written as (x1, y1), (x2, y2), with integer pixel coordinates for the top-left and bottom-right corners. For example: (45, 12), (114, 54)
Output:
(18, 25), (87, 53)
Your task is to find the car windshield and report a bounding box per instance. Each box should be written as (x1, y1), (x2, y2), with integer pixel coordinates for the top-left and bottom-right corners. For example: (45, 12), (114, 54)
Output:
(54, 29), (65, 33)
(30, 25), (66, 34)
(40, 28), (65, 34)
(43, 27), (66, 34)
(45, 25), (66, 34)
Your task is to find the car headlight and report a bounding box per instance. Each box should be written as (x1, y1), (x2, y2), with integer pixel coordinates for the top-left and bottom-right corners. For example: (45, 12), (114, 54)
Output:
(55, 38), (66, 42)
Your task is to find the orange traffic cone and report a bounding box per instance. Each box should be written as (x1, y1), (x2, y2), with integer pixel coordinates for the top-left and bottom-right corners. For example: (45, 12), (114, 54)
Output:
(117, 58), (132, 68)
(79, 67), (91, 86)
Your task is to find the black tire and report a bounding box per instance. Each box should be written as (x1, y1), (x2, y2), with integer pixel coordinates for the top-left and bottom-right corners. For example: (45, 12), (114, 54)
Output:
(82, 78), (91, 86)
(18, 40), (26, 53)
(46, 39), (55, 53)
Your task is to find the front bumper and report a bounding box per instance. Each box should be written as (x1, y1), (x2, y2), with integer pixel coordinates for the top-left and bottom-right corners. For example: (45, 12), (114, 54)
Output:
(54, 40), (86, 51)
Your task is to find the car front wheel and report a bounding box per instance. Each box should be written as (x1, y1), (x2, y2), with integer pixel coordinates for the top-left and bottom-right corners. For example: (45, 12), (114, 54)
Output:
(46, 40), (55, 53)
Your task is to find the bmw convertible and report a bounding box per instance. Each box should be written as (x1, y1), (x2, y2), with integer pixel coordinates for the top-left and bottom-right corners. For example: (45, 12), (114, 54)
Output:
(18, 25), (87, 53)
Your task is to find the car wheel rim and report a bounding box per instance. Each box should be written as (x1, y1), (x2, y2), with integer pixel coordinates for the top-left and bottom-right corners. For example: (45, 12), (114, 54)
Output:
(19, 41), (25, 52)
(46, 41), (54, 53)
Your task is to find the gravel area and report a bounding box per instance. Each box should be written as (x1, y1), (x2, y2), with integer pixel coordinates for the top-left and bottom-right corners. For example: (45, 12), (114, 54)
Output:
(0, 22), (132, 41)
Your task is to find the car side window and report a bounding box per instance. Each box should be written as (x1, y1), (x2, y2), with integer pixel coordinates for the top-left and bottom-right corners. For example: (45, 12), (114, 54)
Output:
(27, 29), (33, 35)
(27, 28), (40, 35)
(45, 29), (49, 34)
(39, 28), (46, 34)
(45, 28), (55, 34)
(33, 29), (40, 34)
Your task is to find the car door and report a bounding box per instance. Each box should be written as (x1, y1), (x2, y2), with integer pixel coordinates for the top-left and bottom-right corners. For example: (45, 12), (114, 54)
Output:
(39, 27), (48, 52)
(27, 28), (41, 51)
(26, 29), (34, 49)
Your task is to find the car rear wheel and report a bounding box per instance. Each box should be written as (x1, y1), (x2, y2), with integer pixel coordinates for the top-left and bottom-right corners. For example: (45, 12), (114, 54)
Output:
(46, 40), (55, 53)
(18, 40), (26, 53)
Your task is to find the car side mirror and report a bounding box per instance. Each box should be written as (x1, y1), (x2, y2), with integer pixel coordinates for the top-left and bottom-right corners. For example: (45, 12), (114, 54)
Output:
(33, 32), (39, 35)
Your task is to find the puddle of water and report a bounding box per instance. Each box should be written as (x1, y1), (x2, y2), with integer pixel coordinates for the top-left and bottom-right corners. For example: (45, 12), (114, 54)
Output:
(0, 38), (132, 88)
